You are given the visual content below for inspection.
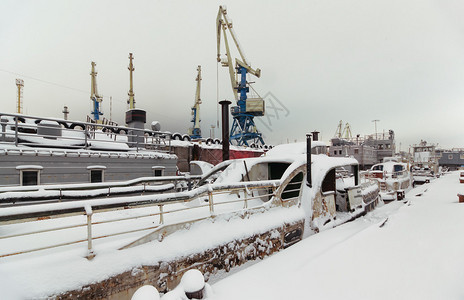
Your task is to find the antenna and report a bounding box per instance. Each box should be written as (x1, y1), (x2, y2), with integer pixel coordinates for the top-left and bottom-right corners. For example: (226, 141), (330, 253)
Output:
(15, 79), (24, 114)
(372, 119), (380, 139)
(110, 96), (113, 122)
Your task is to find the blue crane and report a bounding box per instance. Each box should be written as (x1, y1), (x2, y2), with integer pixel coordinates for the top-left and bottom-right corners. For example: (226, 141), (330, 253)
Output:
(189, 65), (202, 139)
(216, 6), (265, 147)
(90, 61), (103, 122)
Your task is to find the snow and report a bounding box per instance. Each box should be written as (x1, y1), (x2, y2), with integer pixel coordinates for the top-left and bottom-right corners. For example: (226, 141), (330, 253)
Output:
(15, 165), (43, 170)
(181, 269), (205, 293)
(265, 141), (326, 157)
(0, 206), (303, 298)
(212, 171), (464, 300)
(0, 143), (176, 160)
(2, 148), (462, 299)
(132, 285), (160, 300)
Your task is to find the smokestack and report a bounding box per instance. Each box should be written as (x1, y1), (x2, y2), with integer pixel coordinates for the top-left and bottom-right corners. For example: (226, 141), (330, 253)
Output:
(306, 134), (312, 187)
(311, 131), (320, 141)
(219, 100), (231, 161)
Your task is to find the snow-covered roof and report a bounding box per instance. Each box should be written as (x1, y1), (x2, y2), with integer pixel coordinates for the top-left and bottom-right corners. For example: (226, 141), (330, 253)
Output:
(265, 141), (326, 157)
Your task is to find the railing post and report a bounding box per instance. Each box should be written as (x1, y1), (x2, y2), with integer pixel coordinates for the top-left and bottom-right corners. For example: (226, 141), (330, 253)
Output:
(208, 190), (215, 215)
(1, 117), (7, 141)
(85, 205), (95, 260)
(14, 117), (18, 147)
(159, 205), (164, 224)
(186, 174), (192, 191)
(84, 126), (88, 149)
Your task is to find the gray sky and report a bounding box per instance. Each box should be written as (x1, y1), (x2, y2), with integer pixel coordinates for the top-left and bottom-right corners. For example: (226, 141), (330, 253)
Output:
(1, 0), (463, 150)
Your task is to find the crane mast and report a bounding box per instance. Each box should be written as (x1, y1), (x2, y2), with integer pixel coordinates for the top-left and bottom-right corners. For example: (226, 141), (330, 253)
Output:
(90, 62), (103, 121)
(216, 5), (265, 147)
(16, 79), (24, 114)
(189, 65), (202, 139)
(127, 53), (136, 110)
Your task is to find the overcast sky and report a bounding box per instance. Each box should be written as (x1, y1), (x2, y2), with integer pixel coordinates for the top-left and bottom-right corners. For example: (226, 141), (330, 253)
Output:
(1, 0), (463, 150)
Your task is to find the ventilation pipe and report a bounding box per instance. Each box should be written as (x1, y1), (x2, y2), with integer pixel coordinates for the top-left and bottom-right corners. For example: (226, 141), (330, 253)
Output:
(219, 100), (231, 161)
(311, 131), (320, 141)
(306, 133), (312, 187)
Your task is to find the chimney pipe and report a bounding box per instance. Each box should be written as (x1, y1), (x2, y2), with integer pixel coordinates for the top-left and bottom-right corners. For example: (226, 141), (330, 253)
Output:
(311, 131), (320, 141)
(306, 134), (312, 187)
(219, 100), (231, 161)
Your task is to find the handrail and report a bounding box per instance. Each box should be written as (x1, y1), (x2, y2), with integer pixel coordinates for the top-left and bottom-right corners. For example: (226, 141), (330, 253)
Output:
(361, 170), (409, 180)
(0, 112), (173, 152)
(0, 175), (201, 193)
(0, 180), (283, 259)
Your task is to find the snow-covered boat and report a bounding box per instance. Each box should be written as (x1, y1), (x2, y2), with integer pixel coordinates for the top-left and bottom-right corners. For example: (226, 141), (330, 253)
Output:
(0, 112), (178, 188)
(411, 140), (439, 185)
(362, 158), (412, 202)
(0, 137), (380, 299)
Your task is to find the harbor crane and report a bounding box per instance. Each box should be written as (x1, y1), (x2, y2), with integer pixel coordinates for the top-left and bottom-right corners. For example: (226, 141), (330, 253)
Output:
(216, 5), (265, 146)
(334, 120), (353, 140)
(90, 62), (103, 122)
(189, 65), (202, 139)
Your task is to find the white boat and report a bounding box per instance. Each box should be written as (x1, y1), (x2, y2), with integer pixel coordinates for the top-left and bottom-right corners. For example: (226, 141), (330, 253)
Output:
(362, 158), (412, 202)
(0, 138), (380, 298)
(411, 140), (439, 185)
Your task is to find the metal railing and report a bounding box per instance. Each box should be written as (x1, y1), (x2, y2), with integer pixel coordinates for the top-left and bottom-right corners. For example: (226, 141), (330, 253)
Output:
(361, 170), (409, 180)
(0, 175), (202, 204)
(0, 180), (284, 259)
(0, 112), (172, 153)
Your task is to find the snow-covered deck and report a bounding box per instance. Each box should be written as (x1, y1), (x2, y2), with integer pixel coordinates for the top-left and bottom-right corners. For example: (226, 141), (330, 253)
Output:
(212, 171), (464, 299)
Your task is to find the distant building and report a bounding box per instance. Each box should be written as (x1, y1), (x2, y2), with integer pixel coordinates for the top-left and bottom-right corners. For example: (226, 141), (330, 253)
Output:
(437, 148), (464, 170)
(329, 130), (395, 170)
(411, 140), (439, 173)
(364, 130), (396, 164)
(330, 138), (376, 169)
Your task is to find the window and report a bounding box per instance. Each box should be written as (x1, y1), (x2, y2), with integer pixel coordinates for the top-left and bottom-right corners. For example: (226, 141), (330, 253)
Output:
(393, 165), (404, 173)
(87, 165), (106, 183)
(354, 149), (359, 154)
(91, 170), (103, 183)
(339, 150), (342, 155)
(281, 172), (303, 200)
(372, 165), (383, 171)
(22, 170), (39, 186)
(333, 151), (337, 155)
(449, 154), (454, 160)
(17, 165), (43, 186)
(152, 166), (165, 177)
